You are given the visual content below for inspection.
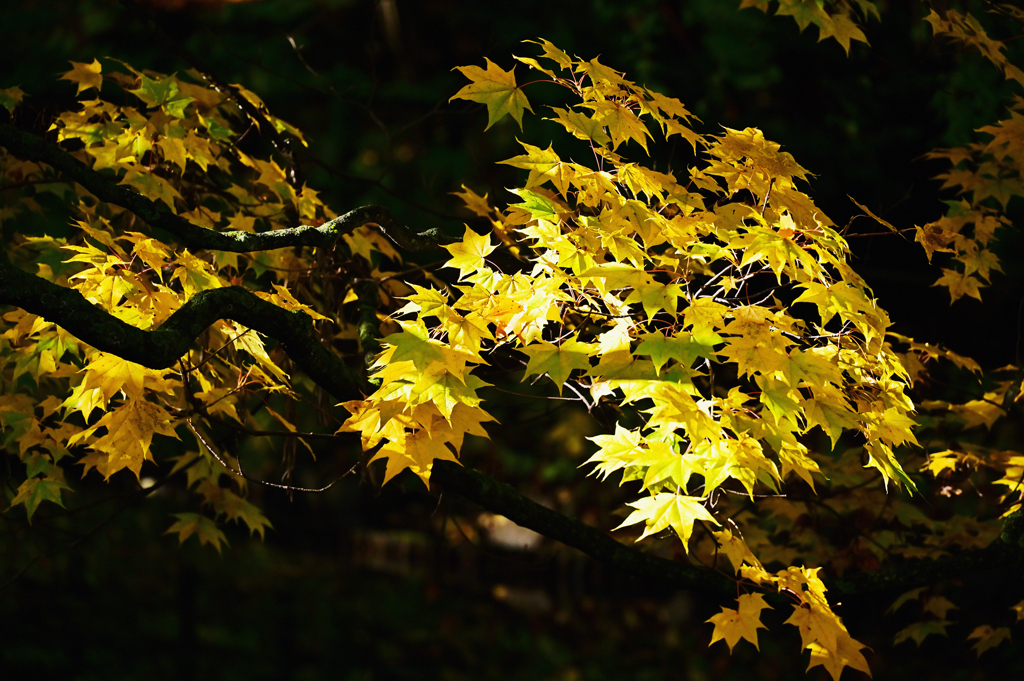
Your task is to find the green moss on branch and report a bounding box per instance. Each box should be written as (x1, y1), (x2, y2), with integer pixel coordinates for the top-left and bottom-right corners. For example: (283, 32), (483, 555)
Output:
(0, 259), (366, 397)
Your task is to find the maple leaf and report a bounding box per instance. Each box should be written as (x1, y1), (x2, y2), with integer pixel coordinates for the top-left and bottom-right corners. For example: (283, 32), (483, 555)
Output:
(582, 100), (651, 153)
(10, 476), (71, 523)
(585, 423), (646, 481)
(932, 268), (983, 302)
(120, 166), (182, 212)
(806, 634), (873, 681)
(635, 330), (716, 375)
(78, 352), (148, 405)
(443, 225), (498, 279)
(71, 398), (180, 479)
(624, 281), (684, 320)
(967, 625), (1012, 657)
(130, 74), (195, 118)
(499, 141), (575, 196)
(520, 337), (595, 394)
(616, 492), (718, 547)
(451, 184), (495, 218)
(370, 428), (461, 486)
(165, 513), (228, 553)
(547, 107), (612, 147)
(0, 85), (26, 114)
(707, 593), (772, 652)
(377, 318), (446, 370)
(892, 620), (951, 647)
(450, 58), (533, 130)
(60, 59), (103, 95)
(886, 587), (926, 614)
(217, 489), (273, 539)
(817, 12), (870, 55)
(681, 298), (729, 346)
(524, 38), (575, 70)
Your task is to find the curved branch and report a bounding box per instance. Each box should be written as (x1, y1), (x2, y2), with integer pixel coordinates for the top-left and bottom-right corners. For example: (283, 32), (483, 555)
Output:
(0, 258), (366, 396)
(0, 124), (450, 253)
(434, 455), (1024, 599)
(430, 460), (734, 594)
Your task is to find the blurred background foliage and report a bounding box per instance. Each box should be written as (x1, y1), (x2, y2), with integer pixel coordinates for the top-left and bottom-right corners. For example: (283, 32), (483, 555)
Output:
(3, 0), (1024, 679)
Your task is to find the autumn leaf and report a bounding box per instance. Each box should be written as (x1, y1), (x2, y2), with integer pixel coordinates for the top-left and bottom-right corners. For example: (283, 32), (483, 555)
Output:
(520, 337), (595, 394)
(585, 423), (646, 481)
(130, 74), (195, 118)
(165, 513), (228, 553)
(443, 225), (498, 279)
(635, 330), (716, 375)
(450, 58), (533, 130)
(707, 593), (772, 652)
(616, 491), (718, 547)
(216, 489), (273, 539)
(78, 352), (148, 405)
(60, 59), (103, 94)
(967, 625), (1012, 657)
(499, 141), (576, 196)
(120, 166), (182, 212)
(70, 398), (180, 479)
(817, 12), (870, 55)
(806, 634), (873, 681)
(451, 184), (495, 218)
(10, 476), (71, 523)
(370, 428), (461, 486)
(0, 85), (26, 114)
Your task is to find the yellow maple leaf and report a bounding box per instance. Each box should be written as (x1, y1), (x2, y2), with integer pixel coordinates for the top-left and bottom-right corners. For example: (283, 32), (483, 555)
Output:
(520, 337), (595, 394)
(616, 491), (718, 547)
(451, 184), (495, 218)
(78, 352), (147, 405)
(806, 633), (873, 680)
(72, 398), (179, 479)
(370, 429), (460, 485)
(443, 225), (498, 279)
(450, 58), (533, 130)
(706, 593), (772, 652)
(498, 141), (575, 196)
(120, 166), (182, 212)
(60, 59), (103, 95)
(817, 12), (870, 55)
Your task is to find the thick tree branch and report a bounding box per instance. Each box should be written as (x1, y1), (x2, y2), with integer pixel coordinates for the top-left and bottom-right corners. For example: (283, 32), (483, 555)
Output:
(430, 460), (734, 595)
(0, 258), (365, 396)
(432, 457), (1024, 599)
(0, 123), (450, 253)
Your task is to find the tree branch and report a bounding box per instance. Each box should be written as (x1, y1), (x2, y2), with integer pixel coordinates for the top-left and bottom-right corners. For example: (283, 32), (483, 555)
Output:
(0, 123), (451, 253)
(0, 258), (366, 396)
(429, 459), (734, 594)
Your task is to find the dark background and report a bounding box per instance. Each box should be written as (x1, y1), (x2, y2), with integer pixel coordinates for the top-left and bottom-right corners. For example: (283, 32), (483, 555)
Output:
(2, 1), (1023, 679)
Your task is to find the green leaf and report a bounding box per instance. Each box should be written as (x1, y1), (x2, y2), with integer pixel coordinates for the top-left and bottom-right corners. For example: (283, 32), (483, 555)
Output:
(11, 476), (71, 523)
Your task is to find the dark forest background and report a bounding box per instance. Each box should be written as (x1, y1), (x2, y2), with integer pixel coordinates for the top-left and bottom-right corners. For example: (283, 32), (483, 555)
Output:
(2, 1), (1023, 679)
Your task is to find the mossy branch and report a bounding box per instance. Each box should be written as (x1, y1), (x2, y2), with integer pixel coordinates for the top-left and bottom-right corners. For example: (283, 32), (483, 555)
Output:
(0, 258), (366, 396)
(0, 123), (450, 253)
